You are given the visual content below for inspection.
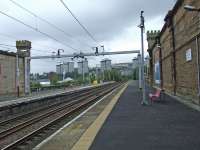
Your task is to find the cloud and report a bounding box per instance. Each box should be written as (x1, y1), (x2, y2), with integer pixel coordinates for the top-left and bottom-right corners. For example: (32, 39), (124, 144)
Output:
(0, 0), (176, 73)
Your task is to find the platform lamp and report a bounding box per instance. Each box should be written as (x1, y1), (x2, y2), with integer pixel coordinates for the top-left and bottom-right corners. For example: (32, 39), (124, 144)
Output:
(184, 5), (200, 28)
(184, 5), (200, 11)
(139, 11), (148, 105)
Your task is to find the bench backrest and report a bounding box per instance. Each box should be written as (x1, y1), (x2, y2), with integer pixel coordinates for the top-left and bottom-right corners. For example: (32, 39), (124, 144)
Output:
(155, 90), (161, 96)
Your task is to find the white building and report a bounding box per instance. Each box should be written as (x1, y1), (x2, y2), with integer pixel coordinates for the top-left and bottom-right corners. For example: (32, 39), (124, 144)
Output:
(101, 58), (112, 72)
(63, 62), (74, 73)
(78, 60), (89, 75)
(56, 64), (64, 75)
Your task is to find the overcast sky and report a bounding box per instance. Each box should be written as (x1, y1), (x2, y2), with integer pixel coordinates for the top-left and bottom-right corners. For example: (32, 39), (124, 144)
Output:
(0, 0), (176, 73)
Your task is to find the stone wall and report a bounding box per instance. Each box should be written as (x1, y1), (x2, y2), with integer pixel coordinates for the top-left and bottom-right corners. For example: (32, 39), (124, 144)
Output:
(0, 53), (25, 96)
(152, 46), (160, 86)
(172, 0), (200, 103)
(148, 0), (200, 104)
(147, 30), (160, 86)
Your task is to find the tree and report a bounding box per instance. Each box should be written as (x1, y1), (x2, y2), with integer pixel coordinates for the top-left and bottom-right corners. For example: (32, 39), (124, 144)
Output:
(89, 72), (96, 83)
(48, 72), (59, 85)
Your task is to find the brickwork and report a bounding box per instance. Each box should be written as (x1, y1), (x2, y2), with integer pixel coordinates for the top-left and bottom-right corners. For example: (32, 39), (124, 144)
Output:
(147, 0), (200, 104)
(0, 53), (25, 96)
(172, 0), (200, 103)
(162, 57), (173, 93)
(147, 30), (160, 86)
(175, 41), (198, 101)
(152, 46), (160, 86)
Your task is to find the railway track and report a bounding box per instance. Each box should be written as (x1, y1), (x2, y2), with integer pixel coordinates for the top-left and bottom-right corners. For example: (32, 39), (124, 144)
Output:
(0, 82), (124, 150)
(0, 84), (107, 131)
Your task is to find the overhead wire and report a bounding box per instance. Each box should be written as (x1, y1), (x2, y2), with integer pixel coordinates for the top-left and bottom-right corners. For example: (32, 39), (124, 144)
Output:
(0, 10), (80, 52)
(0, 43), (53, 54)
(0, 45), (15, 52)
(59, 0), (101, 46)
(9, 0), (93, 49)
(0, 32), (56, 52)
(0, 33), (17, 40)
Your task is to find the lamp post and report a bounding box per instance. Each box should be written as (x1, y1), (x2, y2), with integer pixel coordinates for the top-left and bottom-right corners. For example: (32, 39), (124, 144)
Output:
(57, 49), (64, 57)
(138, 54), (142, 89)
(139, 11), (148, 105)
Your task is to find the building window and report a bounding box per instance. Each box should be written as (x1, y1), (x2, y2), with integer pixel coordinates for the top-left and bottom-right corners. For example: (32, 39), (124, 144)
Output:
(154, 61), (160, 84)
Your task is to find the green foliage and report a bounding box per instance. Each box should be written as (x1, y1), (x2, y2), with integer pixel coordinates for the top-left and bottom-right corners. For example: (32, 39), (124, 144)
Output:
(30, 81), (41, 88)
(50, 74), (59, 85)
(102, 69), (122, 82)
(89, 72), (96, 83)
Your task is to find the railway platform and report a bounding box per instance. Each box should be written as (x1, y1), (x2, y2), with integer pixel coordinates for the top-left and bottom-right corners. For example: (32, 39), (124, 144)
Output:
(89, 82), (200, 150)
(35, 81), (200, 150)
(0, 85), (91, 108)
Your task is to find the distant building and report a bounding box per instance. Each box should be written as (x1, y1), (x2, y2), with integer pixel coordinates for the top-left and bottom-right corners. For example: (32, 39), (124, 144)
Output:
(101, 58), (112, 72)
(38, 79), (50, 86)
(95, 65), (101, 78)
(0, 40), (31, 97)
(144, 56), (149, 66)
(133, 54), (142, 68)
(112, 63), (133, 76)
(132, 57), (139, 69)
(147, 0), (200, 104)
(56, 64), (64, 75)
(78, 60), (89, 74)
(63, 62), (74, 73)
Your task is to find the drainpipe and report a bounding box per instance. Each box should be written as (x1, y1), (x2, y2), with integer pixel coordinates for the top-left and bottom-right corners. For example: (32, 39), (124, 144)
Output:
(196, 36), (200, 104)
(171, 21), (177, 95)
(197, 11), (200, 105)
(157, 39), (163, 89)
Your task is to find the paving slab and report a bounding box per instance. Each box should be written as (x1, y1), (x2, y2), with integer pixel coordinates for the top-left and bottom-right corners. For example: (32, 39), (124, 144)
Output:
(90, 81), (200, 150)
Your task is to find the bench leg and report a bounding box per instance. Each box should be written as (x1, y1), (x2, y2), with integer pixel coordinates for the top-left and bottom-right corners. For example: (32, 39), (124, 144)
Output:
(149, 97), (153, 105)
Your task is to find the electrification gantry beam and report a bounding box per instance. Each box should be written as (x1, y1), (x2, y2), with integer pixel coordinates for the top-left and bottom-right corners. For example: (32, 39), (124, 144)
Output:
(29, 50), (140, 60)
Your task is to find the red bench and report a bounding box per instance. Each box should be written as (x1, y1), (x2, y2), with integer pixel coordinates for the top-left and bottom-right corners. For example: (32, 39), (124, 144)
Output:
(149, 89), (161, 103)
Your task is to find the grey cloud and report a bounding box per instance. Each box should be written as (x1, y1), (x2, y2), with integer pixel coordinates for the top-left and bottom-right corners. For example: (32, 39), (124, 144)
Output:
(0, 0), (175, 73)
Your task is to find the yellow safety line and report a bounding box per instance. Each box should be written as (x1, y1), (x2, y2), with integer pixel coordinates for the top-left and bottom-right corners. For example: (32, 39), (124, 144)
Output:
(71, 82), (129, 150)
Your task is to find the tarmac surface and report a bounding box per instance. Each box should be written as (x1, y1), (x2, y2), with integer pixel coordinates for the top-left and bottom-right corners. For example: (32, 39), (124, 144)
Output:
(90, 81), (200, 150)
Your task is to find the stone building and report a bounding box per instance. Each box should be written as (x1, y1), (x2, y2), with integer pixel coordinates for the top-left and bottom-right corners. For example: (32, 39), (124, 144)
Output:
(56, 64), (64, 75)
(56, 62), (75, 75)
(0, 40), (31, 97)
(147, 31), (161, 86)
(147, 0), (200, 104)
